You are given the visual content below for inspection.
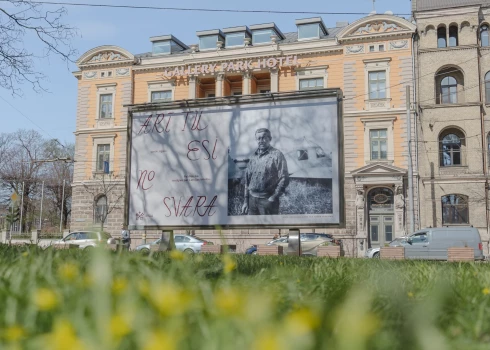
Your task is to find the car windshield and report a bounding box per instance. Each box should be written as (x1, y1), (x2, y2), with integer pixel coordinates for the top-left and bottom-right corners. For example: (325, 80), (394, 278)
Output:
(390, 237), (407, 244)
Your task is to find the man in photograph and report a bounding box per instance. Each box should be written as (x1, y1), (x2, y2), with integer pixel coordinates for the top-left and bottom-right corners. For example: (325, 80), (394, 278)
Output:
(241, 128), (289, 215)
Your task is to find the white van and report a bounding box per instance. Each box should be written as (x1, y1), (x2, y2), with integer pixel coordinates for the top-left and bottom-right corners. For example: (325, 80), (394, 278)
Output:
(404, 226), (484, 260)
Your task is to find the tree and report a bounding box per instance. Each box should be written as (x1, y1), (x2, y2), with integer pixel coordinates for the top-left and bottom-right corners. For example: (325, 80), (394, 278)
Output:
(0, 0), (77, 94)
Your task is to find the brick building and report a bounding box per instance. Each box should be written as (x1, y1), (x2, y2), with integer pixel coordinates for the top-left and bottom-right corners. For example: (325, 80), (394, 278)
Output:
(412, 0), (490, 253)
(71, 13), (416, 255)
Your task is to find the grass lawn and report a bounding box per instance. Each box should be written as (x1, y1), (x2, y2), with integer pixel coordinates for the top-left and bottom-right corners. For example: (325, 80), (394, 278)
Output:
(0, 246), (489, 349)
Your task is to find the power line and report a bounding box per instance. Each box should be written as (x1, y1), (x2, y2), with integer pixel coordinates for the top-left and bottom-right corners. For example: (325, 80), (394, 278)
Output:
(0, 1), (411, 16)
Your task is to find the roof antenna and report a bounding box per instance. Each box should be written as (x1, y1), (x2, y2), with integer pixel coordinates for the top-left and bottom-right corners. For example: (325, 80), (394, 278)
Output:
(372, 0), (376, 12)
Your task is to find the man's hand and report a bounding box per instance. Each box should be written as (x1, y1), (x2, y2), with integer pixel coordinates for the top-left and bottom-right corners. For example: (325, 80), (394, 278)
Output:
(268, 195), (277, 202)
(241, 202), (249, 214)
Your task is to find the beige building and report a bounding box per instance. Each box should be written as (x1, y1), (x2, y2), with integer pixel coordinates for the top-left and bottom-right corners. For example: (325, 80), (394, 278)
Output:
(71, 14), (417, 255)
(413, 0), (490, 252)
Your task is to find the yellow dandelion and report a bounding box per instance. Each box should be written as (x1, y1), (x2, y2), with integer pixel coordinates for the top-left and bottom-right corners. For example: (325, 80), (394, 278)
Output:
(150, 282), (193, 316)
(214, 288), (243, 316)
(110, 313), (131, 340)
(112, 277), (128, 295)
(285, 308), (321, 336)
(43, 319), (86, 350)
(483, 287), (490, 296)
(143, 330), (177, 350)
(222, 255), (236, 274)
(33, 288), (58, 311)
(170, 250), (185, 261)
(253, 333), (283, 350)
(407, 291), (414, 299)
(58, 263), (79, 282)
(4, 325), (25, 342)
(22, 252), (29, 258)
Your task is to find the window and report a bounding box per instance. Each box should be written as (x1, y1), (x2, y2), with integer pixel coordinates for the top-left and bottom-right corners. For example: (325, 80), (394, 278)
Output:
(370, 129), (388, 160)
(298, 23), (320, 40)
(368, 71), (386, 99)
(369, 45), (375, 52)
(226, 33), (245, 47)
(441, 76), (457, 104)
(297, 150), (308, 161)
(481, 25), (489, 47)
(199, 35), (218, 50)
(437, 26), (447, 48)
(379, 45), (385, 52)
(252, 29), (275, 44)
(206, 93), (216, 98)
(152, 41), (171, 54)
(440, 133), (462, 166)
(174, 236), (184, 243)
(410, 232), (429, 244)
(449, 25), (458, 47)
(442, 194), (469, 224)
(233, 91), (242, 96)
(260, 89), (270, 93)
(299, 77), (324, 90)
(96, 144), (110, 172)
(151, 91), (172, 102)
(94, 196), (107, 224)
(315, 147), (326, 158)
(485, 72), (490, 103)
(99, 94), (113, 119)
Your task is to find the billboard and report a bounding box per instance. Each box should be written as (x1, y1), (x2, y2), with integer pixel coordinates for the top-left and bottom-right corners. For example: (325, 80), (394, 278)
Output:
(128, 91), (342, 229)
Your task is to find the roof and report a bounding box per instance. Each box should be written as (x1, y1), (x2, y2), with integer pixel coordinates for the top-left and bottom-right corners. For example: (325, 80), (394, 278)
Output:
(415, 0), (490, 11)
(134, 27), (342, 59)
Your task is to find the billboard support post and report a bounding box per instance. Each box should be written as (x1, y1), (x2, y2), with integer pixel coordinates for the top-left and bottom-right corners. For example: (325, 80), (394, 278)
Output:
(287, 228), (302, 256)
(158, 230), (176, 252)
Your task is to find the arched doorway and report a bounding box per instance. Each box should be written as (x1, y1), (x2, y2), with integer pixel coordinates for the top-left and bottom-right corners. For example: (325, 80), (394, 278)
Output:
(368, 187), (395, 248)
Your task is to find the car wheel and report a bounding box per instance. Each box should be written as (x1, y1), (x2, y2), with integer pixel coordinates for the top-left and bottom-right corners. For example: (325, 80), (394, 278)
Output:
(184, 248), (195, 254)
(140, 248), (150, 254)
(83, 246), (94, 251)
(252, 251), (257, 255)
(373, 252), (380, 259)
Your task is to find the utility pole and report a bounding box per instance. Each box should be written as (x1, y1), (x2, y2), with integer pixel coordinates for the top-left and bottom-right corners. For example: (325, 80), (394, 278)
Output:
(407, 85), (415, 234)
(60, 179), (65, 233)
(39, 181), (44, 231)
(19, 182), (24, 233)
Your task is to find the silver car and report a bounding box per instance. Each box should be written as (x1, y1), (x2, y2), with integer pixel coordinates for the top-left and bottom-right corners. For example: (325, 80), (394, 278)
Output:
(54, 231), (113, 249)
(135, 234), (211, 254)
(365, 237), (408, 258)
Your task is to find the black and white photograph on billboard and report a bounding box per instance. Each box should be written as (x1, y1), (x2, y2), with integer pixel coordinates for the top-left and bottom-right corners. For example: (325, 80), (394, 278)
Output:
(128, 93), (340, 229)
(227, 127), (333, 217)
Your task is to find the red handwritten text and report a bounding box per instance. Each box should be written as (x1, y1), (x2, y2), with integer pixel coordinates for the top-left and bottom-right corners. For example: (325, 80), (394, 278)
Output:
(137, 170), (155, 190)
(187, 138), (219, 161)
(163, 195), (218, 217)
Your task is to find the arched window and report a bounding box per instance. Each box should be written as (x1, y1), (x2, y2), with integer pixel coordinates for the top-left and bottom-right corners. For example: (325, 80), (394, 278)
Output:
(94, 195), (107, 224)
(441, 76), (458, 104)
(437, 26), (447, 48)
(442, 194), (469, 224)
(481, 25), (489, 47)
(485, 72), (490, 103)
(449, 25), (458, 47)
(440, 133), (462, 166)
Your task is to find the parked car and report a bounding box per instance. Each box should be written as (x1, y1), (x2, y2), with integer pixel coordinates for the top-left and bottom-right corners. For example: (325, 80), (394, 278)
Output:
(135, 234), (211, 254)
(365, 227), (485, 261)
(365, 237), (408, 258)
(54, 231), (112, 249)
(267, 233), (334, 256)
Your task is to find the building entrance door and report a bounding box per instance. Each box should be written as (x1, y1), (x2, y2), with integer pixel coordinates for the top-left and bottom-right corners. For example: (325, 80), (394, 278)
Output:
(367, 187), (395, 248)
(369, 215), (394, 248)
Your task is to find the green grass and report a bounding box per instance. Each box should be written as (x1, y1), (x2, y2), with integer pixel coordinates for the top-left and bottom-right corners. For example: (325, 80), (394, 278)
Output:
(0, 245), (489, 349)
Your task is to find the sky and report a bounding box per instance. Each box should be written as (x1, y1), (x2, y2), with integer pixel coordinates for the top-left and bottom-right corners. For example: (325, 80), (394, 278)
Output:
(0, 0), (412, 146)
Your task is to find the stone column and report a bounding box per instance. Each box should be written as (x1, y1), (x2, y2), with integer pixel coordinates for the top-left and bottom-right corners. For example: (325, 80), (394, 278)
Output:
(188, 76), (197, 99)
(394, 185), (406, 236)
(355, 186), (367, 256)
(242, 71), (252, 95)
(216, 73), (224, 97)
(270, 68), (279, 93)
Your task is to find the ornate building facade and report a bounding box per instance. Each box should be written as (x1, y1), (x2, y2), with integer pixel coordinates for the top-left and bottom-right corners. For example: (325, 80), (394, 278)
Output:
(71, 14), (416, 256)
(413, 0), (490, 253)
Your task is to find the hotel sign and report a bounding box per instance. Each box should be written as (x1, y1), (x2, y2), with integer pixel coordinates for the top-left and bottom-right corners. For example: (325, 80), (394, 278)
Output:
(161, 55), (298, 78)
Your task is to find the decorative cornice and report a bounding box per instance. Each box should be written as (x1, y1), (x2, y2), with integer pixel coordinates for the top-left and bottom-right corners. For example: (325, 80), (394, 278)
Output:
(74, 126), (127, 136)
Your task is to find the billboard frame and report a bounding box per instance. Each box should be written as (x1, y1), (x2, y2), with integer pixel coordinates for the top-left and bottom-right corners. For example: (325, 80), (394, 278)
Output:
(125, 88), (344, 231)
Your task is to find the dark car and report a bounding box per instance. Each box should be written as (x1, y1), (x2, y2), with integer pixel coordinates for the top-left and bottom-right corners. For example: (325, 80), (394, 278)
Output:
(245, 245), (257, 255)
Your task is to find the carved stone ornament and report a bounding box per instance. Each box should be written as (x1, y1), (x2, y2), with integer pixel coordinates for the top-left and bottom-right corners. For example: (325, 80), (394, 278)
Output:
(116, 68), (130, 76)
(395, 186), (405, 209)
(346, 45), (364, 54)
(83, 71), (97, 79)
(354, 21), (403, 35)
(88, 51), (126, 63)
(356, 189), (365, 209)
(390, 40), (408, 50)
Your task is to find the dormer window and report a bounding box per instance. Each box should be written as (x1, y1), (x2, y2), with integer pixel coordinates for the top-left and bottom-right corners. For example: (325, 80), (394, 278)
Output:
(250, 23), (284, 45)
(223, 26), (251, 48)
(150, 35), (188, 55)
(296, 18), (328, 40)
(196, 29), (225, 51)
